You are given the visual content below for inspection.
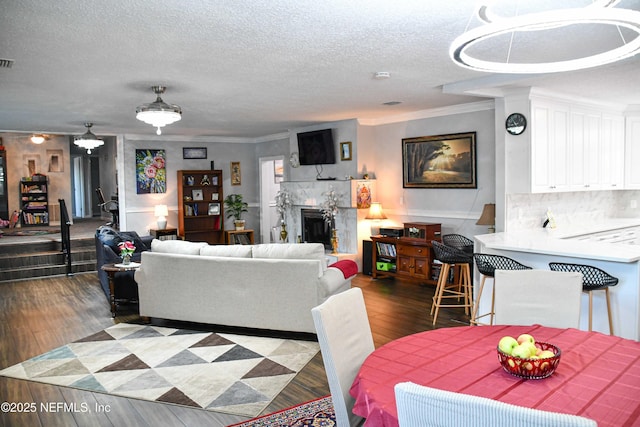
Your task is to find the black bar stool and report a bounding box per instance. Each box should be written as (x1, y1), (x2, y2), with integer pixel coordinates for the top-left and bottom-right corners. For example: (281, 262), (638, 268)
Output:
(442, 234), (474, 256)
(430, 241), (473, 325)
(472, 254), (532, 325)
(548, 262), (618, 335)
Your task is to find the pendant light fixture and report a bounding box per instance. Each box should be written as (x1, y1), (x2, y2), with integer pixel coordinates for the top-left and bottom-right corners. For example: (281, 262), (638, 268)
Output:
(450, 3), (640, 74)
(135, 85), (182, 135)
(30, 134), (46, 144)
(74, 123), (104, 154)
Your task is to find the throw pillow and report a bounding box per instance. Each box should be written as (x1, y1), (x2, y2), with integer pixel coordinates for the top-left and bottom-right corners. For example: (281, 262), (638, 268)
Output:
(200, 245), (252, 258)
(151, 239), (207, 255)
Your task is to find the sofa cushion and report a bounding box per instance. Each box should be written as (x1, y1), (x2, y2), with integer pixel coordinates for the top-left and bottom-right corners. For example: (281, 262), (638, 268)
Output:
(151, 239), (208, 255)
(252, 243), (327, 275)
(96, 226), (148, 254)
(200, 245), (252, 258)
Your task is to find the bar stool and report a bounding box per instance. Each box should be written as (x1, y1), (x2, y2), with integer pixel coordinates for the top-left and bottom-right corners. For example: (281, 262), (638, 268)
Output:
(430, 241), (473, 325)
(549, 262), (618, 335)
(471, 254), (532, 326)
(442, 234), (474, 256)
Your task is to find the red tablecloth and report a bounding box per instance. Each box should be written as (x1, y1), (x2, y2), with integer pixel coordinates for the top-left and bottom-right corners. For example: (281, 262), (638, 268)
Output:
(350, 325), (640, 427)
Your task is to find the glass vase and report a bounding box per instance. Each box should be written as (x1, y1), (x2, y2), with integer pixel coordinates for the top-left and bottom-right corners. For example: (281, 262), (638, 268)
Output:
(122, 253), (131, 265)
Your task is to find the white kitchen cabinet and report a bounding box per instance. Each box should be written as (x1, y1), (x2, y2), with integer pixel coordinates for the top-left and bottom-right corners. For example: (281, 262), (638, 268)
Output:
(625, 116), (640, 189)
(530, 97), (625, 193)
(531, 100), (571, 193)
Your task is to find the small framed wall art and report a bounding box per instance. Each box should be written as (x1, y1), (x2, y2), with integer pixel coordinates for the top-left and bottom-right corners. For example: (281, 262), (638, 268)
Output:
(340, 141), (352, 161)
(231, 161), (241, 185)
(208, 202), (221, 215)
(183, 147), (207, 159)
(192, 189), (204, 201)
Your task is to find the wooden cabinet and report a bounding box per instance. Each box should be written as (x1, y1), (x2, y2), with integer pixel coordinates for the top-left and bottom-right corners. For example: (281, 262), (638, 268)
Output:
(177, 170), (224, 244)
(20, 177), (49, 226)
(371, 233), (440, 285)
(225, 229), (254, 245)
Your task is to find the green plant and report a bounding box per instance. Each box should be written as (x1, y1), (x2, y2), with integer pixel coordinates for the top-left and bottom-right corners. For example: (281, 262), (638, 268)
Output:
(224, 194), (248, 221)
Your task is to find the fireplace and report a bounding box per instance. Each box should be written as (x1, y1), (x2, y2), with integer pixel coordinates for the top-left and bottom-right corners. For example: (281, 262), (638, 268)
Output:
(301, 209), (332, 250)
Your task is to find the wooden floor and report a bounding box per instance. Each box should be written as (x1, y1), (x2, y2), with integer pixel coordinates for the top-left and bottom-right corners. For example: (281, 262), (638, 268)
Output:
(0, 271), (470, 427)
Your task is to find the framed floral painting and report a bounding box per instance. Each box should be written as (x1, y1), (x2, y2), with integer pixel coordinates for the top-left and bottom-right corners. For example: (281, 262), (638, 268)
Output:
(136, 149), (166, 193)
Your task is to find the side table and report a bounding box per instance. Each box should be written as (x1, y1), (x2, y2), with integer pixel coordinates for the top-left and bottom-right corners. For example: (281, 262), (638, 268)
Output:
(150, 228), (178, 240)
(101, 262), (141, 317)
(225, 229), (255, 245)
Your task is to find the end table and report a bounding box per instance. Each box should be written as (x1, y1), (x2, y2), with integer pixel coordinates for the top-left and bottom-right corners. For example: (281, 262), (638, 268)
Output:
(101, 262), (141, 317)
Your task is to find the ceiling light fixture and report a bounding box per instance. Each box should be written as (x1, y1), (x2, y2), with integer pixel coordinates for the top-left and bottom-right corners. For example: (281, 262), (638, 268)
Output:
(135, 85), (182, 135)
(31, 135), (46, 144)
(74, 123), (104, 154)
(450, 7), (640, 74)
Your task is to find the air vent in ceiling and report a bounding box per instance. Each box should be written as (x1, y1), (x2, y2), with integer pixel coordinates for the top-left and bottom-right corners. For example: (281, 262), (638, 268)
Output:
(0, 58), (15, 68)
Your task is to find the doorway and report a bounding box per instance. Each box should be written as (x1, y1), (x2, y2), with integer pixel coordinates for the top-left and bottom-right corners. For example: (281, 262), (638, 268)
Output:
(71, 155), (99, 219)
(259, 156), (284, 244)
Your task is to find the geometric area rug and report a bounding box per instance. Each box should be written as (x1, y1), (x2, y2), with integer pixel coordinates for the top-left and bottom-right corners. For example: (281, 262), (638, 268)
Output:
(0, 323), (319, 418)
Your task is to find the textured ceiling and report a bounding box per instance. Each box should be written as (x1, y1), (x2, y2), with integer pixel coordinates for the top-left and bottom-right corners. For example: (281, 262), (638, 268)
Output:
(0, 0), (638, 140)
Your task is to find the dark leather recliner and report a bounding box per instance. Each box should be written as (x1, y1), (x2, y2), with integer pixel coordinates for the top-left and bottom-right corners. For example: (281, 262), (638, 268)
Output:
(95, 225), (153, 302)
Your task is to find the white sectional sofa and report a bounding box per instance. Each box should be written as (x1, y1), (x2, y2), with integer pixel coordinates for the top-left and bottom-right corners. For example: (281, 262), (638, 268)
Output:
(134, 240), (357, 333)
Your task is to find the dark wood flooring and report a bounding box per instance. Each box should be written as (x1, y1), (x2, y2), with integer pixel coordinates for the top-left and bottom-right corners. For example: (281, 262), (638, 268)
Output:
(0, 271), (469, 427)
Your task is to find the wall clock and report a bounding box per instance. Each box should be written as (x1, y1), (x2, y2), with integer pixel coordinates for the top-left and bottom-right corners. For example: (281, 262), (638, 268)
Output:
(289, 152), (300, 168)
(505, 113), (527, 135)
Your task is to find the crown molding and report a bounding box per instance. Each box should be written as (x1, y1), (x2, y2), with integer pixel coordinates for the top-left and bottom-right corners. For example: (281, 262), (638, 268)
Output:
(358, 100), (495, 127)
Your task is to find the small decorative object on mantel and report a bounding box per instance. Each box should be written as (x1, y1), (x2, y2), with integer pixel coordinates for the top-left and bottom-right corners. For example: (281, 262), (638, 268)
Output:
(275, 189), (294, 243)
(118, 241), (136, 265)
(321, 187), (342, 254)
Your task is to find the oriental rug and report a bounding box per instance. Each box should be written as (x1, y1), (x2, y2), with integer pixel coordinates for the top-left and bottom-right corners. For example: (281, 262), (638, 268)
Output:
(229, 395), (335, 427)
(0, 323), (319, 417)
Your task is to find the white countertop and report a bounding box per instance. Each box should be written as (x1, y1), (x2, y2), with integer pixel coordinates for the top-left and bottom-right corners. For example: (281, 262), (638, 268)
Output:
(475, 219), (640, 263)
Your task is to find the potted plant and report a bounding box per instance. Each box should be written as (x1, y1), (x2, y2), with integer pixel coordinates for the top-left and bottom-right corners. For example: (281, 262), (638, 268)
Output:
(224, 194), (249, 230)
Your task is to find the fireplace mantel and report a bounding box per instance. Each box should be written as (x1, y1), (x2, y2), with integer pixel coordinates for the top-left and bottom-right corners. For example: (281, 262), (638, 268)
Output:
(279, 180), (370, 255)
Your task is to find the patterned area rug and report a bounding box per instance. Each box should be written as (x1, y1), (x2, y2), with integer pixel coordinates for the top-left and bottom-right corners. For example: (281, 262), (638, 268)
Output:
(229, 395), (335, 427)
(0, 323), (319, 417)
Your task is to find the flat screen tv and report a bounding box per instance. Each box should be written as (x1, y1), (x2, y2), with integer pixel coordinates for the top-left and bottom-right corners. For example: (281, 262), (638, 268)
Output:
(297, 129), (336, 165)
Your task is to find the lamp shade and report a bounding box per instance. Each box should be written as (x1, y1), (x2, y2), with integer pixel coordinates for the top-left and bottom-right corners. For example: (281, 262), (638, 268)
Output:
(365, 202), (387, 220)
(154, 204), (169, 217)
(31, 135), (45, 144)
(476, 203), (495, 226)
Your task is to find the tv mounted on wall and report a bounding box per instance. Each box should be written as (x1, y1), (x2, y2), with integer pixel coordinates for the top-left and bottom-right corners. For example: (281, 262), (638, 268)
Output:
(297, 129), (336, 165)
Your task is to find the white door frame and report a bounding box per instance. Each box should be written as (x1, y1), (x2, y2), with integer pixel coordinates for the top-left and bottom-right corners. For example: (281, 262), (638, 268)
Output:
(259, 155), (284, 244)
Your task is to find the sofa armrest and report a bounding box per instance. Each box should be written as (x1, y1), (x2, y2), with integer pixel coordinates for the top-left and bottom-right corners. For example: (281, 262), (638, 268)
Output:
(318, 268), (353, 301)
(141, 235), (154, 249)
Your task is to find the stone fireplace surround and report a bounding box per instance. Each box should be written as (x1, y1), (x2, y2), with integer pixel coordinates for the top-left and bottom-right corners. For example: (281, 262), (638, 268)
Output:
(279, 180), (359, 256)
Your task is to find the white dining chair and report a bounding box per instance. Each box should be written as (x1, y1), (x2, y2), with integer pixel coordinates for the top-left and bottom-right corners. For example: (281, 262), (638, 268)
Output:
(493, 269), (583, 328)
(312, 287), (374, 427)
(394, 382), (597, 427)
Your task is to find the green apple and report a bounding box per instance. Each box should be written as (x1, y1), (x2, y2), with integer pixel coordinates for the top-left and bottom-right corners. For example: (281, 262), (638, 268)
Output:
(498, 336), (518, 355)
(538, 350), (555, 359)
(517, 333), (535, 345)
(512, 344), (533, 359)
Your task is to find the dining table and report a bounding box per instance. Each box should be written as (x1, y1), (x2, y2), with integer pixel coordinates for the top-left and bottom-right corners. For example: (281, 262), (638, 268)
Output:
(350, 325), (640, 427)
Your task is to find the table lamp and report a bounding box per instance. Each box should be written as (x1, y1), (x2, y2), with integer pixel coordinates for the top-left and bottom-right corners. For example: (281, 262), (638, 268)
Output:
(476, 203), (495, 233)
(154, 204), (168, 230)
(365, 202), (387, 235)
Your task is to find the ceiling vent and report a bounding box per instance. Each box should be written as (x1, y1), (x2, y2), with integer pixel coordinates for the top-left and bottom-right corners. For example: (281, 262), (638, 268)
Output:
(0, 58), (14, 69)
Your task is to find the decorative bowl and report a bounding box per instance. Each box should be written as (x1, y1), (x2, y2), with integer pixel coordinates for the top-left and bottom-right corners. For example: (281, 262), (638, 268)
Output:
(497, 342), (561, 379)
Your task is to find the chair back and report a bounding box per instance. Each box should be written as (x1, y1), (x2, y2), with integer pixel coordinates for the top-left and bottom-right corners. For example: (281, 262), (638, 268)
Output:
(394, 382), (597, 427)
(431, 240), (472, 264)
(474, 253), (531, 277)
(312, 288), (374, 427)
(494, 269), (582, 328)
(442, 233), (474, 255)
(549, 262), (619, 290)
(96, 187), (107, 205)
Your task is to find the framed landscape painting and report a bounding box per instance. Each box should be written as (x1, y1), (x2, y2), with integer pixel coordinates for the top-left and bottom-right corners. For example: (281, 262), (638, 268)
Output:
(402, 132), (476, 188)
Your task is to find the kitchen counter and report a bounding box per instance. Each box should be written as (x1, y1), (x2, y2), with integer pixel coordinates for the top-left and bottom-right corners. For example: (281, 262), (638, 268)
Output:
(474, 223), (640, 341)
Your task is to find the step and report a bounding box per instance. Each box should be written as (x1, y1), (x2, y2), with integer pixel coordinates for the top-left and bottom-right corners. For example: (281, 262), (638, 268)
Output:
(0, 260), (97, 282)
(0, 237), (95, 256)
